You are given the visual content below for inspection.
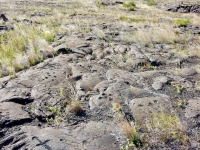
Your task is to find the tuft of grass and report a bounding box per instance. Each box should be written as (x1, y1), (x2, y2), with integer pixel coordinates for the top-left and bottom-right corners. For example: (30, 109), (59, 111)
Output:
(46, 106), (60, 115)
(120, 15), (145, 22)
(120, 15), (129, 21)
(133, 109), (188, 148)
(59, 88), (64, 97)
(79, 27), (91, 33)
(123, 1), (136, 11)
(120, 121), (142, 149)
(134, 25), (181, 45)
(147, 112), (187, 145)
(0, 23), (57, 77)
(144, 0), (158, 6)
(92, 27), (106, 40)
(173, 19), (192, 26)
(171, 82), (184, 94)
(46, 106), (63, 123)
(129, 17), (145, 22)
(96, 0), (102, 8)
(112, 102), (122, 117)
(70, 100), (84, 115)
(122, 52), (130, 62)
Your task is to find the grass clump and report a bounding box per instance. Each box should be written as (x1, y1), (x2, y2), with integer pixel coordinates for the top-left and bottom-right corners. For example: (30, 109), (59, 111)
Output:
(70, 100), (83, 114)
(147, 112), (188, 145)
(112, 102), (122, 117)
(134, 25), (181, 46)
(129, 18), (145, 22)
(68, 100), (84, 116)
(144, 0), (158, 6)
(173, 19), (192, 26)
(122, 52), (130, 62)
(96, 0), (102, 8)
(59, 88), (64, 97)
(123, 1), (136, 11)
(0, 23), (57, 77)
(171, 82), (184, 94)
(120, 15), (129, 21)
(46, 106), (63, 123)
(120, 121), (142, 149)
(46, 106), (61, 115)
(120, 15), (145, 22)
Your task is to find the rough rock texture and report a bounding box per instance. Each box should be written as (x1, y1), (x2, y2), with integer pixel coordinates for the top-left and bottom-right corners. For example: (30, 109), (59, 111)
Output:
(0, 0), (200, 149)
(0, 102), (32, 127)
(163, 3), (200, 13)
(0, 122), (119, 150)
(99, 0), (123, 6)
(185, 98), (200, 118)
(152, 76), (168, 90)
(130, 96), (173, 119)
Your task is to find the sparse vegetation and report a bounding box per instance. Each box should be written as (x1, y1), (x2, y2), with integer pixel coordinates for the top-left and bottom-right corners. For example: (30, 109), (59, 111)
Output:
(46, 106), (63, 123)
(171, 82), (184, 94)
(96, 0), (102, 8)
(120, 15), (129, 21)
(120, 15), (145, 22)
(112, 102), (122, 116)
(59, 88), (64, 97)
(69, 100), (84, 115)
(195, 81), (200, 91)
(0, 23), (57, 77)
(130, 108), (189, 149)
(122, 52), (130, 62)
(46, 106), (60, 114)
(144, 0), (158, 6)
(120, 121), (142, 149)
(173, 19), (192, 26)
(0, 0), (199, 149)
(123, 1), (136, 11)
(146, 112), (188, 145)
(175, 99), (186, 108)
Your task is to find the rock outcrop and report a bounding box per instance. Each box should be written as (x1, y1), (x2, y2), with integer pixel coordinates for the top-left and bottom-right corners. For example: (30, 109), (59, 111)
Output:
(0, 0), (200, 149)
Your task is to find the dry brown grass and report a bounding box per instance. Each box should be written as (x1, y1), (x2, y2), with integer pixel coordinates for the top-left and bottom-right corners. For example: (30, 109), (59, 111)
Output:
(134, 25), (179, 45)
(1, 0), (199, 77)
(145, 112), (188, 146)
(0, 24), (56, 75)
(182, 13), (200, 26)
(120, 121), (142, 149)
(121, 121), (137, 139)
(69, 100), (84, 115)
(127, 104), (189, 148)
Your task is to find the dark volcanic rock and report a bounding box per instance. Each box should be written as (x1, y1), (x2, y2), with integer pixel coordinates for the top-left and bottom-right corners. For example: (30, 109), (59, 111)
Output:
(163, 3), (200, 13)
(176, 25), (200, 35)
(0, 102), (31, 127)
(97, 0), (123, 6)
(0, 0), (200, 149)
(0, 14), (8, 22)
(0, 25), (14, 31)
(0, 122), (119, 150)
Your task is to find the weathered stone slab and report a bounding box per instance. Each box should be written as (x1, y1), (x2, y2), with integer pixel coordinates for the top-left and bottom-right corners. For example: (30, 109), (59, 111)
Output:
(0, 102), (31, 127)
(185, 98), (200, 118)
